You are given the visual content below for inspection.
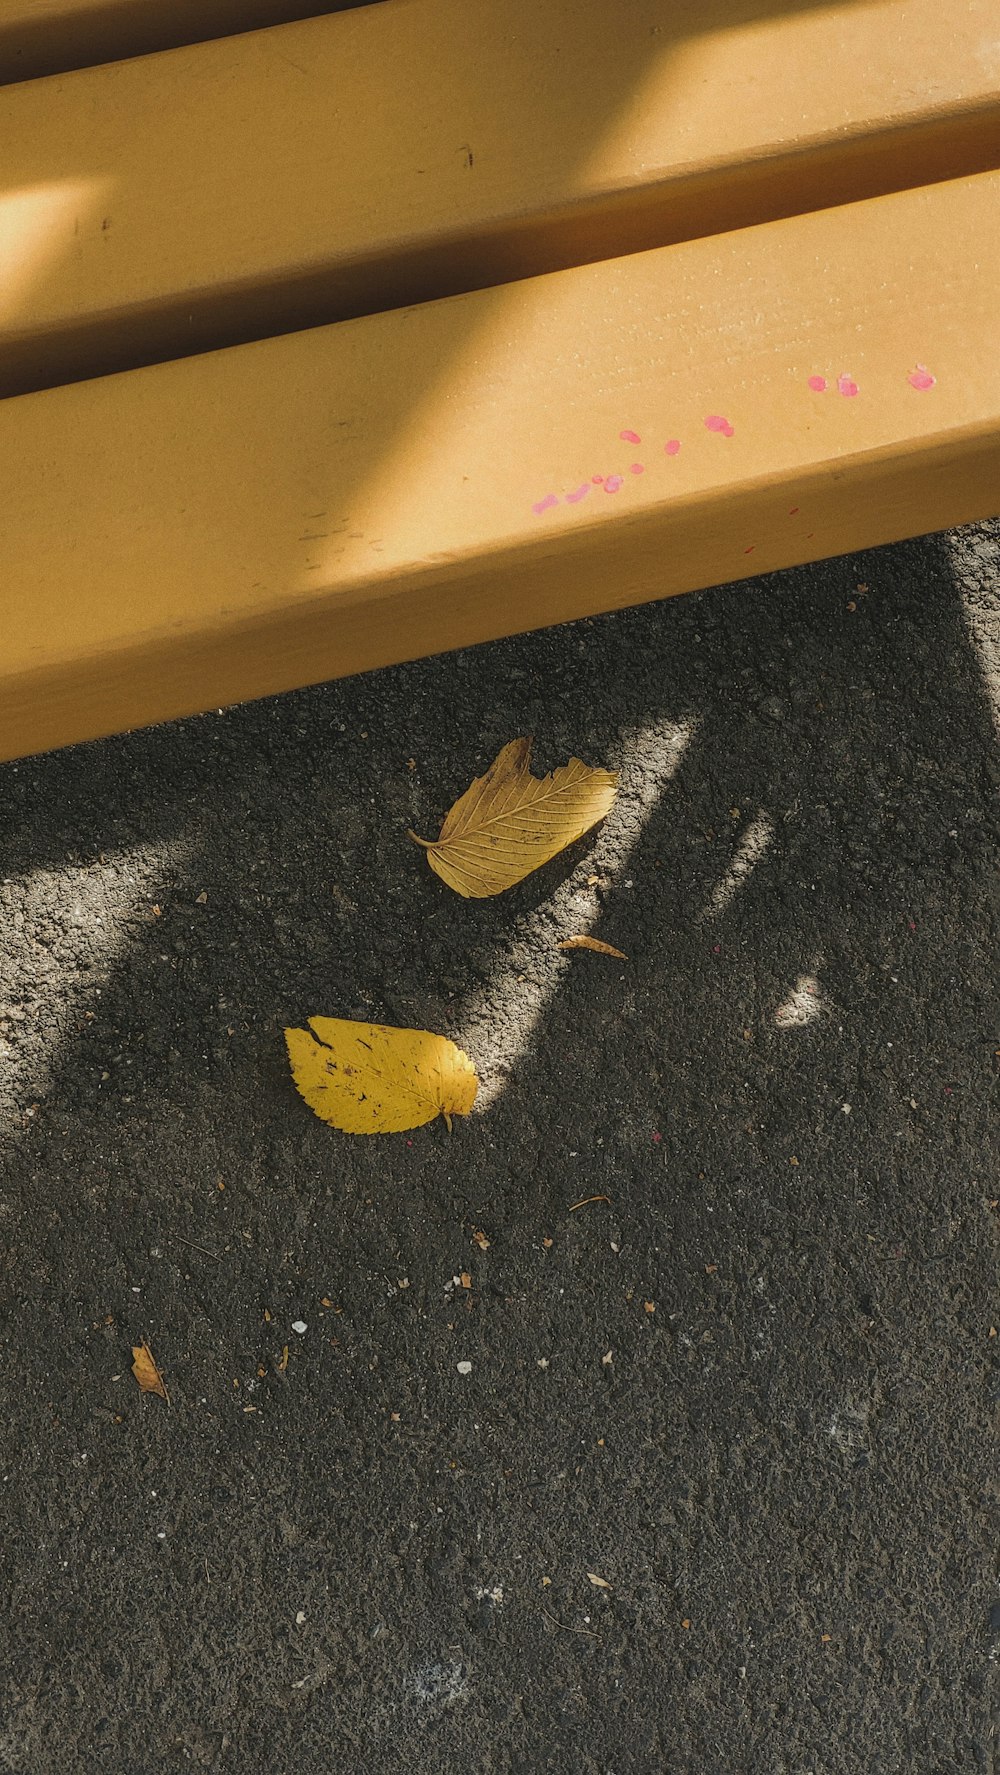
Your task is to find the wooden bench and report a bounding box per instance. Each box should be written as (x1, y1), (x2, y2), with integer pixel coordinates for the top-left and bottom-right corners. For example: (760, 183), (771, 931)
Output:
(1, 0), (998, 762)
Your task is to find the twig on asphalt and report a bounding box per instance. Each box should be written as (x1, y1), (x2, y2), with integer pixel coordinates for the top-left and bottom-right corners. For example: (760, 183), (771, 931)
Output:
(167, 1233), (222, 1261)
(540, 1606), (601, 1638)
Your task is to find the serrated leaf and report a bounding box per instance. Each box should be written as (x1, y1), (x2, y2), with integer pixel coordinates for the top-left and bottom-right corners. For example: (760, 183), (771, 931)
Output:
(131, 1341), (168, 1401)
(284, 1016), (478, 1135)
(558, 936), (628, 959)
(409, 738), (617, 898)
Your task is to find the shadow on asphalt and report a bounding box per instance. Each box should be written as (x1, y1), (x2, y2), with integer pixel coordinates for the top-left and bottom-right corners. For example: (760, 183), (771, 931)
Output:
(0, 526), (997, 1772)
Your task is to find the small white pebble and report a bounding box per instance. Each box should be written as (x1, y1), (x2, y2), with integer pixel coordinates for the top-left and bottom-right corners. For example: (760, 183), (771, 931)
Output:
(295, 1611), (306, 1626)
(842, 1104), (851, 1114)
(610, 1242), (620, 1253)
(456, 1360), (473, 1375)
(291, 1320), (307, 1335)
(537, 1357), (549, 1369)
(157, 1531), (166, 1540)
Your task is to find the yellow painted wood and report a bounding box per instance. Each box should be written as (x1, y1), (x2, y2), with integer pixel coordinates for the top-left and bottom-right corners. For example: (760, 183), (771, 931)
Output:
(2, 0), (999, 395)
(1, 172), (998, 764)
(0, 2), (374, 87)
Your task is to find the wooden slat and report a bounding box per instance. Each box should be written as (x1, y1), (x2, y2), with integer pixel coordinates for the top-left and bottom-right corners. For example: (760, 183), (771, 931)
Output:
(1, 173), (998, 764)
(2, 0), (999, 396)
(0, 2), (378, 87)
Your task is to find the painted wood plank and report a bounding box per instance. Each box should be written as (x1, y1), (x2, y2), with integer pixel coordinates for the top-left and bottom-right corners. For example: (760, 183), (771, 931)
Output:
(0, 2), (378, 87)
(0, 172), (998, 764)
(2, 0), (998, 395)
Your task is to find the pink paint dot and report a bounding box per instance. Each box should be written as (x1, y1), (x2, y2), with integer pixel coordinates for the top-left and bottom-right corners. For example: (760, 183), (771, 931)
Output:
(532, 493), (559, 515)
(664, 439), (681, 456)
(604, 474), (624, 493)
(807, 375), (828, 393)
(788, 506), (800, 515)
(743, 545), (756, 554)
(712, 944), (721, 954)
(837, 374), (859, 398)
(652, 1131), (662, 1145)
(620, 429), (641, 445)
(564, 483), (590, 504)
(630, 462), (644, 475)
(705, 414), (735, 437)
(592, 474), (604, 484)
(908, 919), (917, 931)
(908, 365), (936, 391)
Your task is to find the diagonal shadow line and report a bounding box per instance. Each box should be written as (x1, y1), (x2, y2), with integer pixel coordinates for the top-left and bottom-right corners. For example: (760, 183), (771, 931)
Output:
(0, 525), (996, 1183)
(0, 4), (994, 1167)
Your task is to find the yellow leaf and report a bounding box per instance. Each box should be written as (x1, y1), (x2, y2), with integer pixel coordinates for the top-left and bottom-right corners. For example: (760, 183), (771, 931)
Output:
(131, 1341), (168, 1402)
(558, 935), (628, 960)
(409, 738), (617, 898)
(587, 1572), (612, 1589)
(284, 1016), (478, 1135)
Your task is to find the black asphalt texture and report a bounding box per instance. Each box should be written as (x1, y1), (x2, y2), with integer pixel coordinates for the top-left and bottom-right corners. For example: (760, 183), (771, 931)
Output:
(1, 524), (998, 1774)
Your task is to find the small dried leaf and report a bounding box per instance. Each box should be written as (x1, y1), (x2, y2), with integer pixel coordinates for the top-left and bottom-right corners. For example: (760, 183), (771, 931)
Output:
(131, 1341), (168, 1401)
(278, 1345), (289, 1372)
(409, 738), (617, 898)
(558, 936), (627, 960)
(587, 1572), (612, 1589)
(285, 1017), (478, 1135)
(471, 1228), (490, 1251)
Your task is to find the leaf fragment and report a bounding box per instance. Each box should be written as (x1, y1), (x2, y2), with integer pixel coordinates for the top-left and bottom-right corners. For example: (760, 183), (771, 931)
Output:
(131, 1341), (168, 1402)
(284, 1016), (478, 1135)
(587, 1572), (612, 1589)
(558, 935), (628, 960)
(410, 738), (617, 898)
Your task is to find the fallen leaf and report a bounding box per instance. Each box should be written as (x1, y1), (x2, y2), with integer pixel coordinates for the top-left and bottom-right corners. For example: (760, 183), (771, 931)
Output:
(131, 1341), (168, 1402)
(587, 1572), (612, 1589)
(471, 1228), (490, 1251)
(409, 738), (617, 897)
(558, 936), (628, 960)
(285, 1017), (478, 1134)
(460, 1272), (472, 1290)
(643, 1300), (656, 1314)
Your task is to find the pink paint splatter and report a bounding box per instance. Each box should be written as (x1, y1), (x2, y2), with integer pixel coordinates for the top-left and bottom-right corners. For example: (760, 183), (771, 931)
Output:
(532, 493), (559, 515)
(743, 545), (755, 554)
(807, 375), (828, 392)
(908, 364), (935, 390)
(620, 429), (641, 445)
(705, 414), (734, 437)
(630, 462), (644, 475)
(604, 474), (624, 493)
(837, 374), (859, 398)
(788, 506), (800, 515)
(664, 439), (681, 456)
(652, 1131), (662, 1145)
(592, 474), (604, 484)
(565, 483), (590, 504)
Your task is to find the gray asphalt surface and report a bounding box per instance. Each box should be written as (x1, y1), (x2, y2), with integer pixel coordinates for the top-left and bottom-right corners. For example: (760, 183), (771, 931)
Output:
(1, 523), (998, 1774)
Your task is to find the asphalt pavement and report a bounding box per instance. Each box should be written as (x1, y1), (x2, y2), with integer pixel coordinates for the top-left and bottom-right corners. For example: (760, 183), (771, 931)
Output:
(0, 522), (997, 1773)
